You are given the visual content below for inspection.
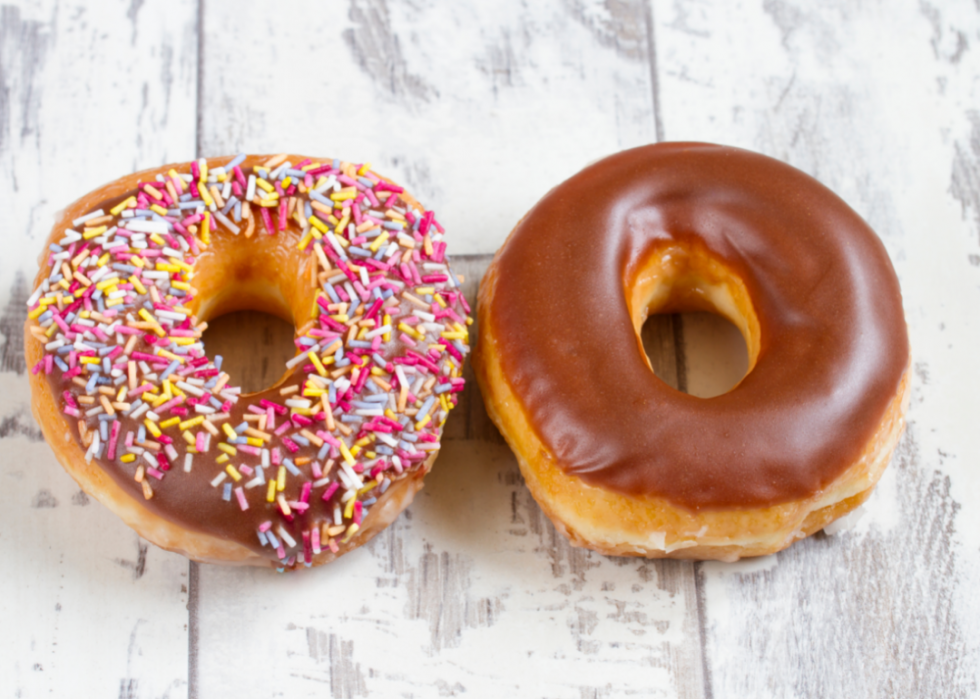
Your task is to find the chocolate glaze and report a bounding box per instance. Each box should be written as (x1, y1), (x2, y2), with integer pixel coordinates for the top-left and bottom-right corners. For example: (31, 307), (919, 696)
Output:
(488, 143), (909, 510)
(33, 156), (466, 565)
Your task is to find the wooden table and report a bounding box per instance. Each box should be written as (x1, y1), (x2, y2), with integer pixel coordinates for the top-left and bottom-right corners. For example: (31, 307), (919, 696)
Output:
(1, 1), (977, 697)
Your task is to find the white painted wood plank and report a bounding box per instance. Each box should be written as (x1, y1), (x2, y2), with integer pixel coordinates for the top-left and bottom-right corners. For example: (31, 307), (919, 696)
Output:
(198, 0), (657, 255)
(0, 2), (198, 697)
(653, 0), (980, 695)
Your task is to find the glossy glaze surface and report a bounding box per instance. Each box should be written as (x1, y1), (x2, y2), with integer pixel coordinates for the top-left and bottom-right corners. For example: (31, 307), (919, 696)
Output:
(488, 143), (909, 509)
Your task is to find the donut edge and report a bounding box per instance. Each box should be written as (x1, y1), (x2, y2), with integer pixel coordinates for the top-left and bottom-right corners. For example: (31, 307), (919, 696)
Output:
(22, 156), (442, 569)
(473, 250), (911, 562)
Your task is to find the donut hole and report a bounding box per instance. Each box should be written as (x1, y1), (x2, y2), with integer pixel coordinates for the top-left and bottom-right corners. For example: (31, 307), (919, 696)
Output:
(630, 244), (759, 398)
(640, 312), (748, 398)
(200, 311), (296, 394)
(188, 228), (319, 394)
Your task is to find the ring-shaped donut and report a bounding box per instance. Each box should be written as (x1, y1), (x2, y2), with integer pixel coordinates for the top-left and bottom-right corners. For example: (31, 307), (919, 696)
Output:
(475, 142), (910, 560)
(26, 154), (471, 569)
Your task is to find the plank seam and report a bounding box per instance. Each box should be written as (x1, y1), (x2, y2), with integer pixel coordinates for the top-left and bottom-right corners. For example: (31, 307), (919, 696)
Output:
(643, 0), (665, 142)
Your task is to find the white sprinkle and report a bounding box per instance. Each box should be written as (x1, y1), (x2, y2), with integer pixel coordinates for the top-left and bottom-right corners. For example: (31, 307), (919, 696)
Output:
(72, 210), (105, 227)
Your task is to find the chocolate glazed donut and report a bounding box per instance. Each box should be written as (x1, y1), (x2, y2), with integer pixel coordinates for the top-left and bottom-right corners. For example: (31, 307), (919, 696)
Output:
(475, 142), (910, 560)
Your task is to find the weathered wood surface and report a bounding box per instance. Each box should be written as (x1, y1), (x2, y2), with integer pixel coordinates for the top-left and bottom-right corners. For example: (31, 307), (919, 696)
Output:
(1, 0), (978, 697)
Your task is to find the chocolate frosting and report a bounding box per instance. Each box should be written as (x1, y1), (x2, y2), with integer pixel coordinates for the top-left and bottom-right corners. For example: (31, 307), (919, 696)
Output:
(32, 155), (468, 565)
(488, 143), (909, 510)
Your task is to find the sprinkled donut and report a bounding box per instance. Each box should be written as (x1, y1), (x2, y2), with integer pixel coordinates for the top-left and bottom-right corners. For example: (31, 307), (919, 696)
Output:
(25, 154), (471, 570)
(475, 143), (910, 561)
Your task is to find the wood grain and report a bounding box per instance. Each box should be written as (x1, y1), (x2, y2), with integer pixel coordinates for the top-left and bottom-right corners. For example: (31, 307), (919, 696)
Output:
(654, 0), (980, 696)
(0, 2), (198, 698)
(1, 0), (978, 696)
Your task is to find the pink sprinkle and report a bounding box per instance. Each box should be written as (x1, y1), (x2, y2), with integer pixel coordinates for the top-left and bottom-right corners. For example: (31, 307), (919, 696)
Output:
(107, 420), (121, 460)
(300, 482), (311, 503)
(321, 482), (340, 502)
(281, 437), (300, 453)
(235, 487), (249, 511)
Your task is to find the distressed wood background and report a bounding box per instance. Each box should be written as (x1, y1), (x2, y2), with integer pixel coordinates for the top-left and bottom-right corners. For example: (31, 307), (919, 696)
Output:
(1, 1), (978, 697)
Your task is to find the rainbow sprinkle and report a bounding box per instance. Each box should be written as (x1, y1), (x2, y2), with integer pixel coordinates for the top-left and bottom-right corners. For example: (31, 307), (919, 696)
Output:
(27, 154), (471, 570)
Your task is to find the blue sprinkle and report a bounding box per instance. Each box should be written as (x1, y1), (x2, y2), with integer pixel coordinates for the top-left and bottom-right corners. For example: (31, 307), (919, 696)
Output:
(257, 530), (268, 547)
(348, 246), (371, 257)
(222, 483), (232, 501)
(317, 443), (330, 460)
(341, 415), (362, 424)
(85, 374), (99, 393)
(137, 425), (146, 443)
(304, 202), (313, 220)
(214, 355), (223, 371)
(435, 382), (452, 394)
(284, 458), (301, 475)
(266, 531), (280, 548)
(309, 190), (331, 207)
(382, 221), (404, 231)
(160, 360), (180, 380)
(49, 243), (64, 252)
(375, 445), (394, 455)
(99, 421), (109, 441)
(235, 421), (248, 434)
(226, 153), (247, 170)
(290, 434), (311, 447)
(54, 356), (68, 371)
(324, 284), (340, 304)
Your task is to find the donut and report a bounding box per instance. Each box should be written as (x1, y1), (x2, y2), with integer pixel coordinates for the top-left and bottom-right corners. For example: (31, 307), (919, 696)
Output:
(25, 154), (471, 570)
(474, 143), (910, 561)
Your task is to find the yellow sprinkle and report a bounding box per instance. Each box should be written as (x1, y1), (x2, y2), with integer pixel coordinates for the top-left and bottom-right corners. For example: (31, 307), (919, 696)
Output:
(344, 497), (356, 520)
(216, 454), (229, 464)
(79, 356), (100, 365)
(368, 231), (389, 252)
(309, 351), (326, 377)
(277, 466), (286, 491)
(339, 441), (355, 466)
(341, 523), (360, 543)
(150, 204), (168, 216)
(201, 211), (211, 245)
(416, 415), (431, 430)
(308, 216), (330, 235)
(120, 453), (136, 463)
(159, 417), (180, 430)
(130, 276), (147, 294)
(330, 189), (357, 202)
(217, 442), (237, 456)
(335, 213), (350, 233)
(266, 479), (277, 502)
(415, 286), (435, 295)
(357, 479), (379, 496)
(199, 184), (214, 207)
(256, 177), (275, 193)
(222, 422), (237, 440)
(111, 196), (137, 216)
(245, 437), (263, 447)
(225, 465), (242, 482)
(82, 226), (107, 240)
(179, 416), (204, 431)
(144, 419), (161, 438)
(182, 431), (196, 445)
(171, 280), (191, 291)
(357, 162), (371, 176)
(277, 494), (291, 517)
(297, 230), (314, 251)
(281, 176), (292, 188)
